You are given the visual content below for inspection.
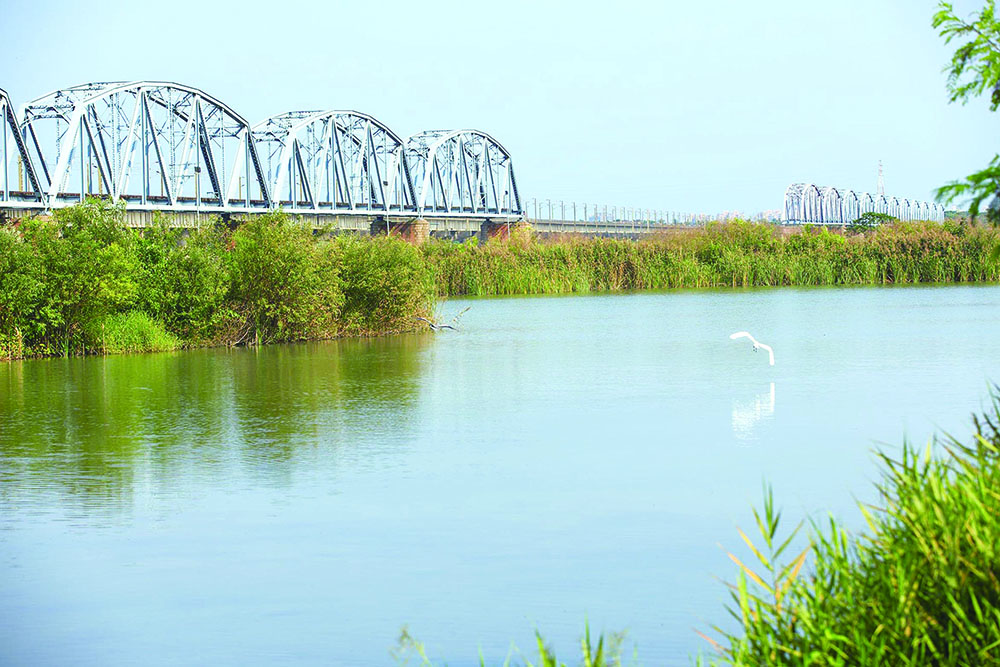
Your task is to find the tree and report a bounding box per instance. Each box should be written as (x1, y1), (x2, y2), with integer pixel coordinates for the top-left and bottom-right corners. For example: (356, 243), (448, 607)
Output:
(934, 1), (1000, 222)
(848, 211), (897, 233)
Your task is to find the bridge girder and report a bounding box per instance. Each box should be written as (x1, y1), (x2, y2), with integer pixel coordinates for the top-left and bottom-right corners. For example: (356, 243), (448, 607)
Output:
(405, 129), (522, 217)
(252, 110), (416, 214)
(20, 81), (271, 211)
(1, 88), (42, 203)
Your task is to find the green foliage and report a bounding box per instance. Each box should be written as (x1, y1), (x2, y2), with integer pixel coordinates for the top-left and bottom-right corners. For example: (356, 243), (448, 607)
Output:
(226, 211), (338, 344)
(9, 200), (139, 355)
(848, 211), (897, 233)
(705, 394), (1000, 666)
(424, 222), (1000, 296)
(934, 1), (1000, 222)
(138, 225), (231, 341)
(92, 311), (181, 354)
(330, 235), (433, 335)
(0, 203), (438, 359)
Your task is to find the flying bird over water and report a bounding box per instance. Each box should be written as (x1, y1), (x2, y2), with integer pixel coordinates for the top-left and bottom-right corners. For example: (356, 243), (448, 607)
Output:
(415, 316), (455, 331)
(416, 307), (471, 332)
(729, 331), (775, 366)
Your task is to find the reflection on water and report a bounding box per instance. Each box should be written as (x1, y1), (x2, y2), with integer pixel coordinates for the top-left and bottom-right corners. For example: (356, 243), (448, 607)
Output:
(732, 382), (775, 442)
(0, 336), (431, 517)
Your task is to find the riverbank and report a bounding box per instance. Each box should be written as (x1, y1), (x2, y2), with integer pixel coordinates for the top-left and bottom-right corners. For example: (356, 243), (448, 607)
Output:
(0, 201), (434, 360)
(424, 221), (1000, 296)
(3, 204), (998, 360)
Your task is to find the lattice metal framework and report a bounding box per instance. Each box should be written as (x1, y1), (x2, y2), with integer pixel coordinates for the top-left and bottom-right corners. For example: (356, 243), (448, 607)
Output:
(784, 183), (944, 223)
(840, 188), (860, 222)
(406, 129), (522, 216)
(1, 88), (42, 203)
(20, 81), (270, 210)
(820, 186), (841, 224)
(784, 183), (823, 222)
(253, 110), (416, 213)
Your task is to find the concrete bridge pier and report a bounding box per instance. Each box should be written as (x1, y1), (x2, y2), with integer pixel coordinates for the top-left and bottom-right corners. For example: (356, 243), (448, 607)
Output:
(479, 220), (522, 243)
(371, 217), (429, 245)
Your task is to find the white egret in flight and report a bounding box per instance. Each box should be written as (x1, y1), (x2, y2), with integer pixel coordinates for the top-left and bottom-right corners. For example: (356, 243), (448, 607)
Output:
(729, 331), (775, 366)
(415, 316), (455, 331)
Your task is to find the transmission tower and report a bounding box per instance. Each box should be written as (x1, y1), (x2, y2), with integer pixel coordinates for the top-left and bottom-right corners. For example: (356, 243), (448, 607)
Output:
(877, 160), (885, 196)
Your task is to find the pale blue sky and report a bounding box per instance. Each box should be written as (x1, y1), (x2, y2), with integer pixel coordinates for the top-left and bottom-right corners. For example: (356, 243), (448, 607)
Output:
(0, 0), (993, 213)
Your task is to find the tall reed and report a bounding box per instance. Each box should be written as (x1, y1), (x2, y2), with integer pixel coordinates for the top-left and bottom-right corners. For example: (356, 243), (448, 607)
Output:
(424, 221), (1000, 296)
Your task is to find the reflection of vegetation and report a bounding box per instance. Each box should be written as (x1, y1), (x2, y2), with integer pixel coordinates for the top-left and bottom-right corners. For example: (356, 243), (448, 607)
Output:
(0, 335), (428, 512)
(424, 221), (1000, 296)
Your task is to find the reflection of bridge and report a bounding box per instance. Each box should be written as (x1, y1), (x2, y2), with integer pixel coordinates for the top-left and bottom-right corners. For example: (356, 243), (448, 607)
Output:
(784, 183), (945, 224)
(0, 81), (523, 225)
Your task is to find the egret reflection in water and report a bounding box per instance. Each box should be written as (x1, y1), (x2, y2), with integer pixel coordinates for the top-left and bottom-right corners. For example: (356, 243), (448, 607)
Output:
(732, 382), (776, 442)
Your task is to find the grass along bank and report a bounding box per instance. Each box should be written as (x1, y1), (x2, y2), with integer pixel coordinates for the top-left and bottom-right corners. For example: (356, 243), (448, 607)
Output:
(0, 201), (434, 360)
(423, 221), (1000, 296)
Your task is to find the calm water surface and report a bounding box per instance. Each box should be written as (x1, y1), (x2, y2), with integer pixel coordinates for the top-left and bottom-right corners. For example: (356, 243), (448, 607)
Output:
(3, 285), (1000, 665)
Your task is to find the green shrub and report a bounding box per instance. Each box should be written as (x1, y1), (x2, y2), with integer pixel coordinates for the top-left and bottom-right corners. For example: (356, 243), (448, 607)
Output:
(226, 211), (338, 344)
(15, 201), (139, 355)
(92, 311), (181, 355)
(0, 225), (45, 358)
(849, 212), (897, 233)
(134, 223), (231, 341)
(332, 234), (433, 334)
(0, 203), (442, 358)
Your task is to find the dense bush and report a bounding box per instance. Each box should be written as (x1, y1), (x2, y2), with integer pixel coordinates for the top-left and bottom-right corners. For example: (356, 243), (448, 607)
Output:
(848, 211), (897, 232)
(132, 220), (231, 342)
(226, 212), (339, 344)
(0, 201), (436, 359)
(330, 235), (433, 335)
(2, 201), (139, 356)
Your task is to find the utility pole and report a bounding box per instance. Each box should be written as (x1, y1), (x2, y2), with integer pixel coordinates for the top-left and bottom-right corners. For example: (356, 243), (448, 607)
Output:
(877, 160), (885, 196)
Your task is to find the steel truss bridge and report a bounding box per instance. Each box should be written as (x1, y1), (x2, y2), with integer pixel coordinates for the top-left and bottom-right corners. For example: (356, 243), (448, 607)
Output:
(784, 183), (945, 224)
(0, 81), (523, 222)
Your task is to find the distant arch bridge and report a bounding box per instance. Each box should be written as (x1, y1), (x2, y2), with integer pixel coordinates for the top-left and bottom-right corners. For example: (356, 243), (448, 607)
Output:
(0, 81), (523, 221)
(784, 183), (945, 224)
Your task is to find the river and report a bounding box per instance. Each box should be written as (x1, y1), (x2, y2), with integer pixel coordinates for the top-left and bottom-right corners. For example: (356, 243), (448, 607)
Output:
(2, 284), (1000, 665)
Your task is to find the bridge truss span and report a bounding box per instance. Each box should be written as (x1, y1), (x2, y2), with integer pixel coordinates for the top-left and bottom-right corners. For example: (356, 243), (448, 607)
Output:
(19, 81), (271, 212)
(406, 129), (522, 217)
(784, 182), (944, 224)
(252, 110), (416, 214)
(1, 88), (42, 203)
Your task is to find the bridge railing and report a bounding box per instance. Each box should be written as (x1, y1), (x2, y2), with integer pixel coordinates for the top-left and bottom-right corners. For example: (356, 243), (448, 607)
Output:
(523, 198), (783, 225)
